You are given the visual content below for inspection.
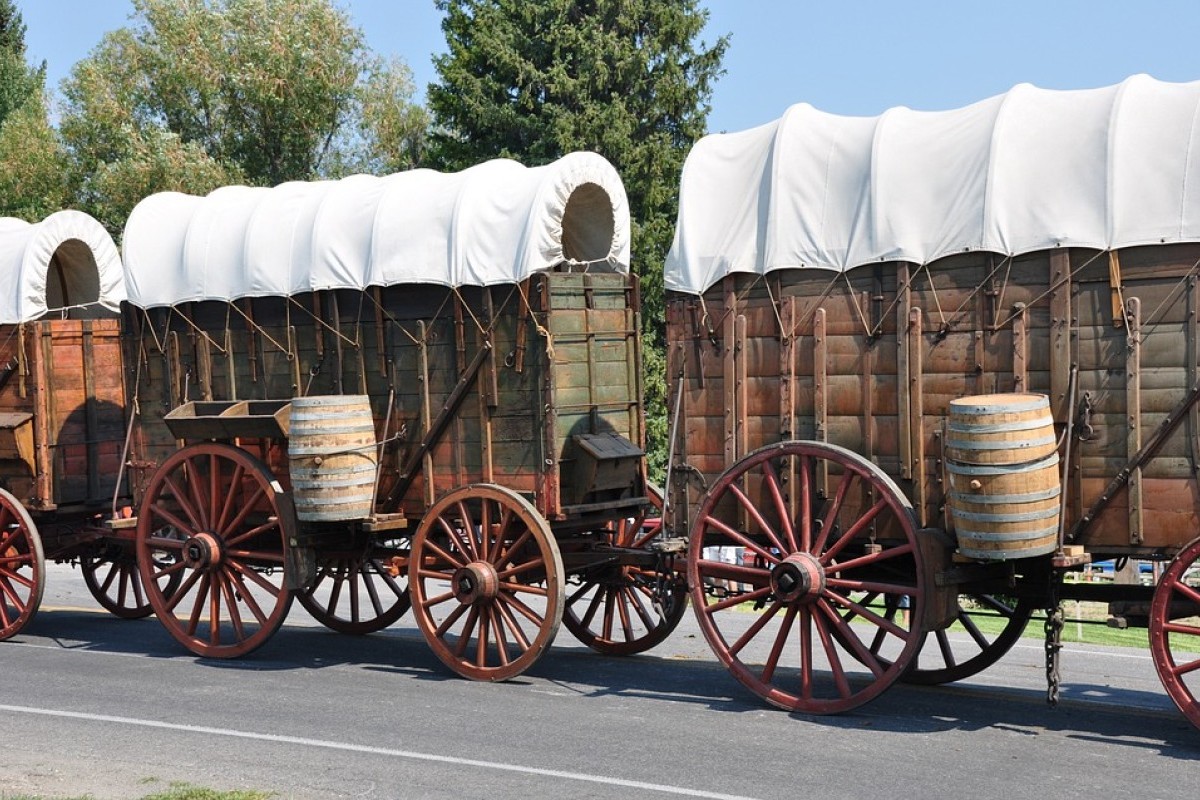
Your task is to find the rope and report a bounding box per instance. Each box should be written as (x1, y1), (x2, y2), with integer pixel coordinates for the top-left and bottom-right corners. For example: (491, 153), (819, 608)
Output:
(562, 256), (615, 271)
(842, 271), (874, 337)
(865, 265), (918, 339)
(167, 306), (227, 354)
(921, 263), (949, 328)
(517, 280), (555, 360)
(993, 249), (1107, 331)
(50, 300), (108, 319)
(1138, 254), (1200, 334)
(282, 296), (356, 350)
(141, 307), (168, 354)
(763, 279), (787, 337)
(111, 344), (144, 517)
(992, 255), (1015, 332)
(936, 254), (1012, 331)
(787, 272), (842, 337)
(361, 290), (422, 345)
(453, 287), (488, 337)
(352, 290), (366, 348)
(226, 301), (290, 355)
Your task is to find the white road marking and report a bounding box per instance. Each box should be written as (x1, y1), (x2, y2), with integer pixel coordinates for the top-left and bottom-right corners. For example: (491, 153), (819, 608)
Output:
(0, 703), (763, 800)
(1009, 641), (1153, 660)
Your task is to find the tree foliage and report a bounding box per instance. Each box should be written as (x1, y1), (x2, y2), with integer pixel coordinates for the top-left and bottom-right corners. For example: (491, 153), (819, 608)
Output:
(427, 0), (728, 479)
(328, 55), (431, 176)
(0, 0), (41, 128)
(0, 0), (64, 221)
(59, 0), (427, 233)
(0, 85), (69, 221)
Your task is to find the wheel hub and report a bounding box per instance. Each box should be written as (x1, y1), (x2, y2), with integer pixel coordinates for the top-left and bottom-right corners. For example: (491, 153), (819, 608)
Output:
(771, 552), (826, 603)
(181, 532), (223, 570)
(453, 561), (500, 604)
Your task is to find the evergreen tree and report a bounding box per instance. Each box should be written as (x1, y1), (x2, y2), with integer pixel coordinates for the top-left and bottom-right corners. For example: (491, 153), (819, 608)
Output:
(427, 0), (728, 478)
(0, 0), (63, 222)
(0, 0), (43, 129)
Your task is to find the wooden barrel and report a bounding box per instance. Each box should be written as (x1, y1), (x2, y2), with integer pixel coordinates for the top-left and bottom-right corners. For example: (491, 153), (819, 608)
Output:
(288, 395), (377, 522)
(947, 453), (1061, 560)
(945, 393), (1057, 465)
(945, 392), (1060, 560)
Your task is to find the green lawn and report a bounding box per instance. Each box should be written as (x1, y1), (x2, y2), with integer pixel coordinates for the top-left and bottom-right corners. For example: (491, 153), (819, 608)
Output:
(956, 601), (1153, 649)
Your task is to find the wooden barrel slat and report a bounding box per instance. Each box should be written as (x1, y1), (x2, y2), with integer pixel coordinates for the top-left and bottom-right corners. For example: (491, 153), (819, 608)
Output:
(288, 395), (377, 522)
(945, 393), (1060, 560)
(945, 392), (1058, 465)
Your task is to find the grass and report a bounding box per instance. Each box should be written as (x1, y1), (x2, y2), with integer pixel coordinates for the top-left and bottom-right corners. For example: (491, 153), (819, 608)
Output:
(958, 600), (1153, 649)
(139, 785), (274, 800)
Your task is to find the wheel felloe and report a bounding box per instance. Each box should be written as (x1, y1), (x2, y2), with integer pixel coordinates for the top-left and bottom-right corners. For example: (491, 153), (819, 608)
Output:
(688, 441), (924, 714)
(409, 484), (563, 682)
(901, 594), (1034, 685)
(296, 549), (411, 635)
(81, 541), (183, 620)
(0, 488), (44, 641)
(563, 485), (688, 656)
(136, 442), (295, 658)
(1150, 536), (1200, 730)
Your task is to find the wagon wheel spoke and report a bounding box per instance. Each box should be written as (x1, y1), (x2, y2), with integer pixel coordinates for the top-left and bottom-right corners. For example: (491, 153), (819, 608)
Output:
(688, 441), (924, 714)
(137, 443), (294, 658)
(147, 502), (200, 541)
(900, 594), (1035, 685)
(410, 484), (563, 681)
(298, 548), (411, 635)
(563, 485), (689, 656)
(1150, 537), (1200, 731)
(0, 489), (44, 641)
(82, 544), (181, 620)
(162, 473), (206, 534)
(163, 567), (205, 615)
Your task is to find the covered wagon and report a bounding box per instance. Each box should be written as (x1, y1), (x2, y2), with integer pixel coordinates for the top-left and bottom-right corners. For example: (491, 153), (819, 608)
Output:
(0, 210), (137, 638)
(119, 152), (685, 676)
(664, 74), (1200, 726)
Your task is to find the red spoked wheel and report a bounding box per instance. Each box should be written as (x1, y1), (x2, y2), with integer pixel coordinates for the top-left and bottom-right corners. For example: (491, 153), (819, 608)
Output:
(0, 488), (44, 641)
(1150, 536), (1200, 730)
(902, 594), (1035, 685)
(81, 542), (182, 620)
(297, 541), (410, 635)
(564, 484), (688, 655)
(688, 441), (925, 714)
(409, 484), (564, 681)
(136, 443), (296, 658)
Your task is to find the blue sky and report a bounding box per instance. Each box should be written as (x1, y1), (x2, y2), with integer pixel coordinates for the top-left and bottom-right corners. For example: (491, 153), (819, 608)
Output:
(15, 0), (1200, 134)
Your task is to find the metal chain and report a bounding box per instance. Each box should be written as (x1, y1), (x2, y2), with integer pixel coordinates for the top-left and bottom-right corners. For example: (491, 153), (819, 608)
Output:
(1044, 602), (1064, 707)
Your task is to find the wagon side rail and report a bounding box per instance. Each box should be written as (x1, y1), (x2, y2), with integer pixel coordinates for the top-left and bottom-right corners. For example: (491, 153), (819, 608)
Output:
(380, 339), (491, 513)
(1067, 373), (1200, 545)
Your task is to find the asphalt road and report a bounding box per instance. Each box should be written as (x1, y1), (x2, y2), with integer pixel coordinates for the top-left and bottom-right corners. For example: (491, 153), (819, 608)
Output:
(2, 563), (1197, 800)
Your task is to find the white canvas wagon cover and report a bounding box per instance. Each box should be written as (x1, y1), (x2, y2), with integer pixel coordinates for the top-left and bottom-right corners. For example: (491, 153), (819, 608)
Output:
(666, 74), (1200, 295)
(0, 210), (125, 324)
(122, 152), (630, 308)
